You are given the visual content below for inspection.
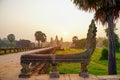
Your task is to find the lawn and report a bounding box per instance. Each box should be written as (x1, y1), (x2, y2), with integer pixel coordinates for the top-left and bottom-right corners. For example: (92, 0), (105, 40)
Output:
(48, 48), (120, 76)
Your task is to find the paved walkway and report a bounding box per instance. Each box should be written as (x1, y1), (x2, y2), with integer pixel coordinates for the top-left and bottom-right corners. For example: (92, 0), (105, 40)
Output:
(0, 49), (48, 80)
(27, 74), (98, 80)
(19, 74), (120, 80)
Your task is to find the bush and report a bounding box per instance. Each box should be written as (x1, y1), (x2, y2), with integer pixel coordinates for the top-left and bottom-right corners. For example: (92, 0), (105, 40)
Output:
(100, 48), (108, 60)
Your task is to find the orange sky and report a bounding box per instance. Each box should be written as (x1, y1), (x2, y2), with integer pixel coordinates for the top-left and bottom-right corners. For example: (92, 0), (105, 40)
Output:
(0, 0), (120, 42)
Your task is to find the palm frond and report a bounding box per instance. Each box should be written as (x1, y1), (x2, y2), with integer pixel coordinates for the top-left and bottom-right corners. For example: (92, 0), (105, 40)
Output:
(72, 0), (120, 24)
(94, 8), (107, 25)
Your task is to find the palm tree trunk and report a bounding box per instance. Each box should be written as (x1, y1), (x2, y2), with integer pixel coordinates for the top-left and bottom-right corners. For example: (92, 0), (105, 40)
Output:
(107, 15), (117, 75)
(41, 43), (43, 48)
(38, 41), (40, 47)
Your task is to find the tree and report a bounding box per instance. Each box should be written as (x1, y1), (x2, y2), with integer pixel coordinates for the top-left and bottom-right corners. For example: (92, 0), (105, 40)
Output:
(7, 34), (15, 47)
(76, 39), (86, 49)
(96, 37), (105, 48)
(34, 31), (46, 47)
(100, 48), (108, 60)
(16, 39), (31, 48)
(114, 33), (120, 52)
(7, 34), (15, 43)
(105, 24), (118, 37)
(105, 26), (120, 52)
(72, 0), (120, 74)
(72, 36), (78, 48)
(103, 38), (108, 47)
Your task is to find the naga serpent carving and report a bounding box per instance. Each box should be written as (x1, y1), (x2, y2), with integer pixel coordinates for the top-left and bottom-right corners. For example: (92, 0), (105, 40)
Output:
(19, 20), (97, 78)
(54, 20), (97, 77)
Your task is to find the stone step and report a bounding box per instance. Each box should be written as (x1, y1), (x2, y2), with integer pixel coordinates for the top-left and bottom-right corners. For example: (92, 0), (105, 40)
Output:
(19, 74), (120, 80)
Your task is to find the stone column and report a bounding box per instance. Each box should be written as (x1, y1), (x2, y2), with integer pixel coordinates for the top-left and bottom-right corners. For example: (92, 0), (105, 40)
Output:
(19, 62), (31, 78)
(50, 54), (59, 78)
(79, 63), (89, 78)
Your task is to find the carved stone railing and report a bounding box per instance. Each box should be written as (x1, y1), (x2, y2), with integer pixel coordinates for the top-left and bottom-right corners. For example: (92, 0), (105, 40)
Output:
(19, 20), (97, 78)
(19, 47), (57, 78)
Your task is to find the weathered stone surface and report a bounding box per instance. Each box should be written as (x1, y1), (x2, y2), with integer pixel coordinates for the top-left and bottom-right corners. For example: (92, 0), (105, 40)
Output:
(19, 47), (57, 78)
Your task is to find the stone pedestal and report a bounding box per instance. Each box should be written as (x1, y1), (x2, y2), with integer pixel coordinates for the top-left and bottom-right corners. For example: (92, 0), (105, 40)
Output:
(79, 72), (89, 78)
(19, 62), (31, 78)
(50, 71), (60, 78)
(19, 73), (31, 78)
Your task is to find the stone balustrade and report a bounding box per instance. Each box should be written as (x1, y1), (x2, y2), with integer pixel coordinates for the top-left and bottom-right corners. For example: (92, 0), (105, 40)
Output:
(19, 47), (57, 78)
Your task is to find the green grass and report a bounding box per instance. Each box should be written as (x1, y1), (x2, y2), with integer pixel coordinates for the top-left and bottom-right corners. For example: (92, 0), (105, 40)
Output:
(0, 50), (13, 55)
(48, 48), (120, 75)
(56, 48), (85, 54)
(0, 49), (28, 55)
(0, 50), (5, 55)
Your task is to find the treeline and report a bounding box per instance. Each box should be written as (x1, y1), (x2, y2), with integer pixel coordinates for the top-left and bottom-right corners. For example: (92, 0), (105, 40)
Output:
(0, 38), (35, 48)
(71, 20), (120, 52)
(71, 36), (120, 52)
(0, 31), (61, 49)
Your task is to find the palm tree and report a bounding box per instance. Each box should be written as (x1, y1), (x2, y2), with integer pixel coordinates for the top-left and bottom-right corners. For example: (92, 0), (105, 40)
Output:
(72, 36), (78, 48)
(72, 0), (120, 74)
(34, 31), (46, 47)
(7, 34), (15, 47)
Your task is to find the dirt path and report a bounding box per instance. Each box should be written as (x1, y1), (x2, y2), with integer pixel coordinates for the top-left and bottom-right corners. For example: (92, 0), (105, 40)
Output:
(0, 49), (43, 80)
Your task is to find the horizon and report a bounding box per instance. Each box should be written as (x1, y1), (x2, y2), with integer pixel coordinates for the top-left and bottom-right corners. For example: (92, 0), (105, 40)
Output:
(0, 0), (120, 42)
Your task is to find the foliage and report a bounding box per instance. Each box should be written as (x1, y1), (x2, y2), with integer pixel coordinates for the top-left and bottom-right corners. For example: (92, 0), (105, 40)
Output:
(0, 39), (9, 48)
(49, 48), (120, 75)
(96, 37), (105, 47)
(114, 33), (120, 52)
(0, 38), (34, 48)
(75, 39), (86, 49)
(72, 36), (78, 44)
(105, 24), (118, 36)
(72, 20), (96, 49)
(72, 36), (78, 48)
(103, 34), (120, 52)
(100, 48), (108, 60)
(16, 39), (31, 48)
(72, 0), (120, 74)
(7, 34), (15, 43)
(103, 38), (108, 47)
(104, 26), (120, 52)
(7, 34), (15, 47)
(35, 31), (46, 47)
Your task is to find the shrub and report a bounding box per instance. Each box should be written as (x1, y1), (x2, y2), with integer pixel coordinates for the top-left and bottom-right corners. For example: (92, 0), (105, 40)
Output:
(100, 48), (108, 60)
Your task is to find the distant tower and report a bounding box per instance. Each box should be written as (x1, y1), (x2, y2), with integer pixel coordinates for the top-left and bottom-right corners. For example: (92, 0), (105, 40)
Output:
(60, 37), (63, 43)
(55, 35), (59, 46)
(60, 37), (63, 46)
(59, 37), (63, 49)
(50, 37), (54, 46)
(55, 35), (58, 41)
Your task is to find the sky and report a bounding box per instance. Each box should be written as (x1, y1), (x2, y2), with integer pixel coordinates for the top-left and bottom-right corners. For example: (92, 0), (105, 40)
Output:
(0, 0), (120, 42)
